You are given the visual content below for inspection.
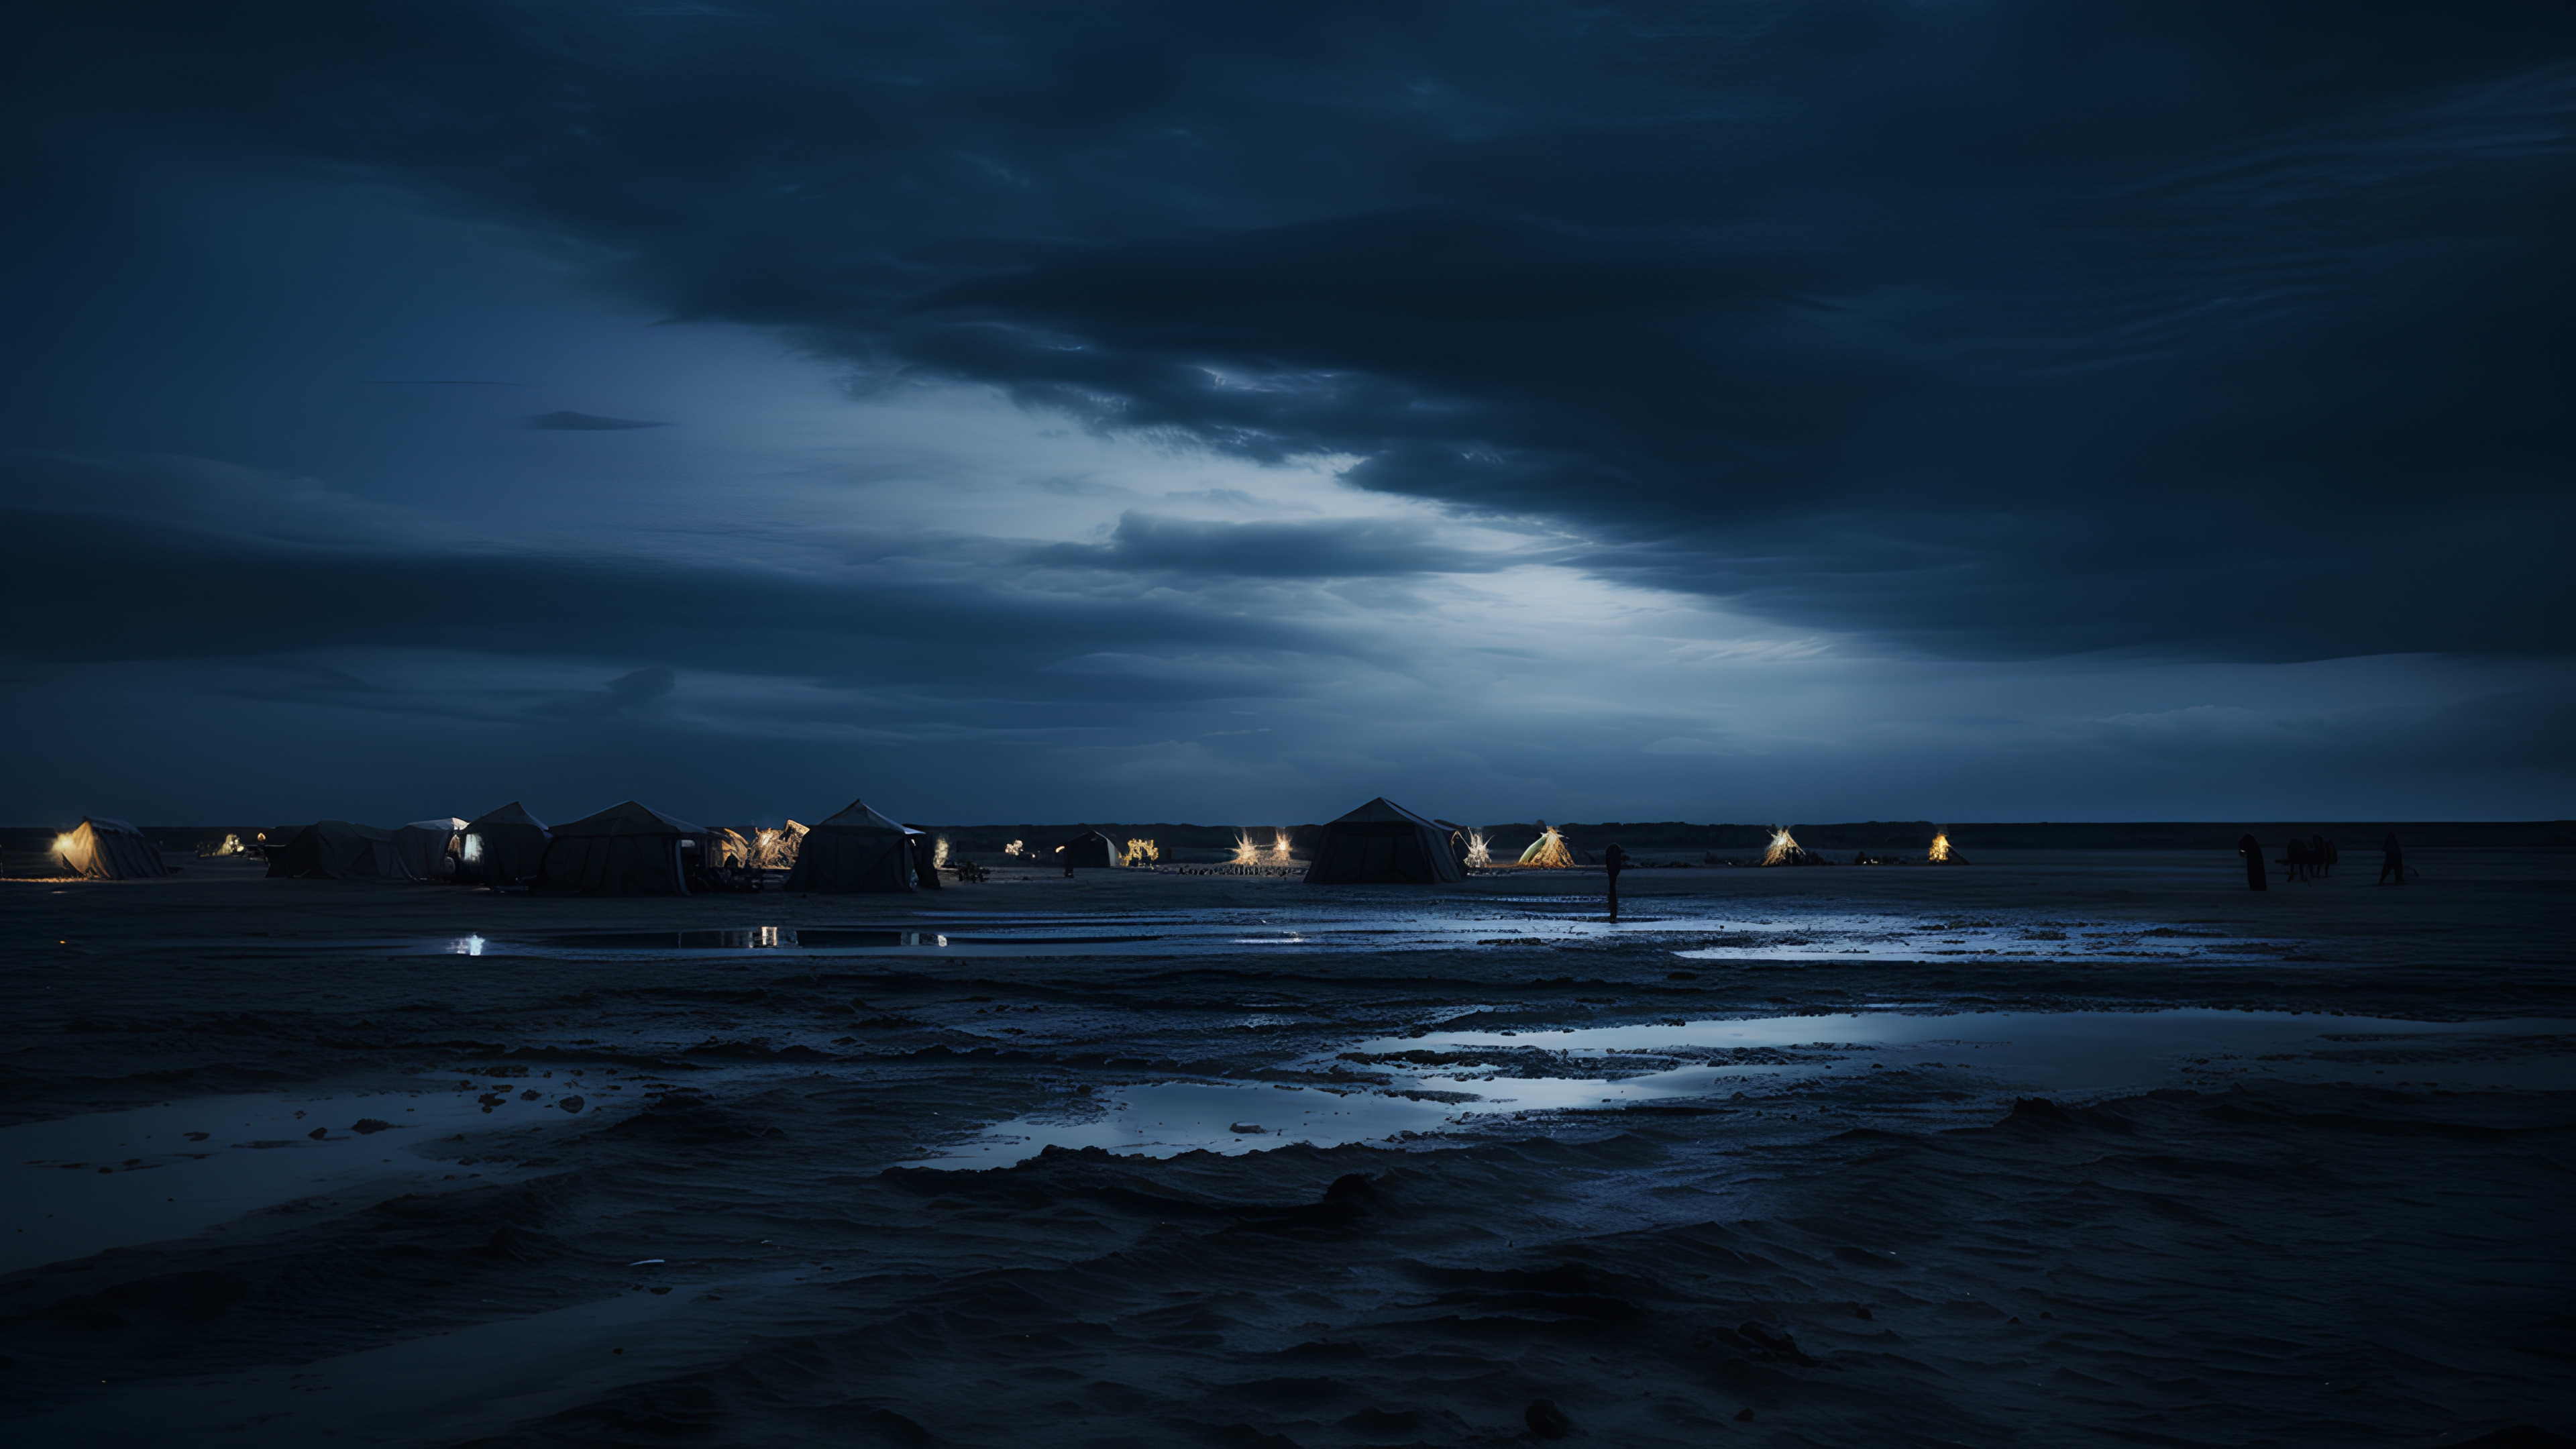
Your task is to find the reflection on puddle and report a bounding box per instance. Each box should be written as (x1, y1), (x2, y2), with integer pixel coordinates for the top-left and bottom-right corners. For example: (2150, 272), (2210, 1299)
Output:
(0, 1080), (609, 1274)
(399, 904), (2302, 962)
(922, 1010), (2576, 1168)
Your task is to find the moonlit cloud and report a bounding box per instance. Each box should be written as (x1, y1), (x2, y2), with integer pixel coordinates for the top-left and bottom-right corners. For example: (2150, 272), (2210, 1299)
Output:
(0, 3), (2567, 824)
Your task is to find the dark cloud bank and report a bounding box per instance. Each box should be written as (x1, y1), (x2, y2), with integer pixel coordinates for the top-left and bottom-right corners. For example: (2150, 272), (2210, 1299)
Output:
(1, 2), (2570, 818)
(16, 0), (2563, 657)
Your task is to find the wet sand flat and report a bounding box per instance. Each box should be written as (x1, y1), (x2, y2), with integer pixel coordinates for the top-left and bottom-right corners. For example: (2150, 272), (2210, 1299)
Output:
(1, 851), (2569, 1446)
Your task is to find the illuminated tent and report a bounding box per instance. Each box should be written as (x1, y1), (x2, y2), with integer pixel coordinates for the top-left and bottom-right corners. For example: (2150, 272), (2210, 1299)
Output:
(54, 818), (174, 880)
(265, 820), (405, 879)
(460, 802), (549, 886)
(535, 800), (712, 896)
(389, 818), (468, 881)
(1055, 830), (1120, 869)
(786, 799), (934, 893)
(1303, 798), (1467, 885)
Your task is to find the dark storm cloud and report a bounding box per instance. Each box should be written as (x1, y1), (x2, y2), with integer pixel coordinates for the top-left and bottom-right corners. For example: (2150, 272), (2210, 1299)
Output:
(534, 666), (676, 718)
(9, 1), (2574, 661)
(0, 489), (1358, 712)
(1032, 512), (1506, 578)
(523, 411), (669, 431)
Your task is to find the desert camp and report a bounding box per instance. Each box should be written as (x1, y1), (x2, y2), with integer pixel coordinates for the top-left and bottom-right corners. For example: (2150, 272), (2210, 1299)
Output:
(1055, 830), (1120, 869)
(389, 818), (468, 882)
(265, 820), (409, 880)
(1302, 797), (1467, 884)
(459, 802), (550, 887)
(785, 799), (935, 894)
(51, 818), (174, 880)
(533, 800), (712, 896)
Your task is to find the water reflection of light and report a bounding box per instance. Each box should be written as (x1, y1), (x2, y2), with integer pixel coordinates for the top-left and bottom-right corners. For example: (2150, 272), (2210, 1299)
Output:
(451, 934), (486, 956)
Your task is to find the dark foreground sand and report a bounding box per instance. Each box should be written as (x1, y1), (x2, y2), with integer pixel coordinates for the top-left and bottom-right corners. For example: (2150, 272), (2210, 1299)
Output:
(1, 853), (2569, 1446)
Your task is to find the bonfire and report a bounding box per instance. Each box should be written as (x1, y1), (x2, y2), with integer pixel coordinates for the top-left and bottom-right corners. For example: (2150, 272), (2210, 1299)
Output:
(1927, 830), (1968, 865)
(1231, 831), (1263, 866)
(1002, 839), (1026, 858)
(1761, 827), (1808, 867)
(1464, 831), (1493, 869)
(1122, 838), (1161, 867)
(1518, 821), (1574, 868)
(753, 822), (807, 870)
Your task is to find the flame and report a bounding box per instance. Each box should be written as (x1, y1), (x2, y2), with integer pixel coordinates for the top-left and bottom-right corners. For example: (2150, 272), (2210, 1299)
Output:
(1761, 828), (1803, 867)
(1122, 838), (1161, 867)
(1003, 839), (1025, 857)
(52, 833), (74, 857)
(932, 837), (951, 869)
(1927, 831), (1953, 863)
(1464, 831), (1493, 869)
(1517, 822), (1574, 869)
(1230, 831), (1262, 865)
(1269, 828), (1293, 864)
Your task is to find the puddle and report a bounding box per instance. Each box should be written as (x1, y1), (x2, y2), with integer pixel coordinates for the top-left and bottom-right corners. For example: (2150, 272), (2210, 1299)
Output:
(0, 1080), (613, 1274)
(374, 902), (2308, 962)
(918, 1010), (2576, 1168)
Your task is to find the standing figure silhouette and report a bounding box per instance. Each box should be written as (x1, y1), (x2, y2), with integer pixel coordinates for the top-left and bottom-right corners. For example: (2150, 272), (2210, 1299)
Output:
(2238, 833), (2268, 892)
(2379, 832), (2406, 885)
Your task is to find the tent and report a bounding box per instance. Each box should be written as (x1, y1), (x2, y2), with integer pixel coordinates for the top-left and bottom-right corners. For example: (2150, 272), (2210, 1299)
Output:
(786, 800), (937, 893)
(266, 820), (406, 879)
(54, 818), (174, 880)
(1302, 798), (1467, 885)
(709, 828), (753, 868)
(390, 818), (468, 881)
(460, 802), (550, 887)
(535, 800), (712, 896)
(1055, 830), (1120, 869)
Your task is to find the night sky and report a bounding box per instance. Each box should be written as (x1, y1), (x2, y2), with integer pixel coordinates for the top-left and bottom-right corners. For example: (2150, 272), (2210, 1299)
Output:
(4, 3), (2569, 827)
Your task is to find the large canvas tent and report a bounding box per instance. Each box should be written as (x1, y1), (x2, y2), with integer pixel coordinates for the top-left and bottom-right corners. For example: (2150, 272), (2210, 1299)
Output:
(390, 818), (468, 881)
(1303, 798), (1467, 885)
(786, 800), (936, 893)
(460, 802), (549, 887)
(54, 818), (174, 880)
(535, 800), (712, 896)
(266, 820), (406, 879)
(1055, 830), (1120, 869)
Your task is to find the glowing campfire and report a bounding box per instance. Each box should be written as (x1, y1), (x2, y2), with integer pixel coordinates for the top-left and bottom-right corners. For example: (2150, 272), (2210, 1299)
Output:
(1464, 830), (1493, 869)
(1122, 838), (1161, 867)
(932, 836), (951, 869)
(752, 822), (806, 869)
(1003, 839), (1026, 858)
(1232, 829), (1295, 865)
(1927, 830), (1966, 865)
(1517, 822), (1574, 868)
(1761, 827), (1805, 867)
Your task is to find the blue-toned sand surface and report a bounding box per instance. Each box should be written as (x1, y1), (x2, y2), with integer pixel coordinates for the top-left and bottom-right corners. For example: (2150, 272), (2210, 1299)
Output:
(2, 850), (2568, 1446)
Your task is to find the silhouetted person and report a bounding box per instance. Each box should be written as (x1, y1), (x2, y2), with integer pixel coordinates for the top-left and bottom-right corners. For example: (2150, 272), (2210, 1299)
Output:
(2379, 831), (2405, 885)
(1603, 843), (1627, 921)
(2237, 833), (2267, 892)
